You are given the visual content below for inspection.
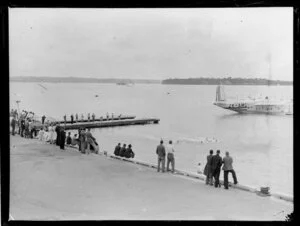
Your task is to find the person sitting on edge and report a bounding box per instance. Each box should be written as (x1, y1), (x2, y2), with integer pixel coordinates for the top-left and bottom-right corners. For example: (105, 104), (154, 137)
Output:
(31, 125), (37, 138)
(119, 144), (126, 157)
(124, 144), (134, 158)
(66, 132), (72, 145)
(156, 140), (166, 173)
(222, 151), (238, 189)
(71, 134), (79, 146)
(114, 143), (121, 156)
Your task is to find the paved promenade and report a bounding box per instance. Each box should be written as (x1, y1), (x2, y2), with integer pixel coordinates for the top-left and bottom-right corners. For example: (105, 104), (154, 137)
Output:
(9, 135), (293, 220)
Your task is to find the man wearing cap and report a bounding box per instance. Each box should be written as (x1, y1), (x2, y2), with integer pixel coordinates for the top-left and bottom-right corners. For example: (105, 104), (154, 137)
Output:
(114, 143), (121, 156)
(156, 140), (166, 173)
(222, 151), (238, 189)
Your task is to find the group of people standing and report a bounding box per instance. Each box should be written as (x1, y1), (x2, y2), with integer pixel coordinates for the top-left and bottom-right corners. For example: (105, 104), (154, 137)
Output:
(14, 113), (37, 139)
(72, 127), (99, 154)
(63, 113), (96, 124)
(204, 150), (238, 189)
(156, 140), (175, 173)
(114, 143), (135, 158)
(62, 112), (123, 124)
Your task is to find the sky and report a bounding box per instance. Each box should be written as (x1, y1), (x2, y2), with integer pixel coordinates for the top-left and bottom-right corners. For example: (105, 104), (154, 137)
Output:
(9, 8), (293, 81)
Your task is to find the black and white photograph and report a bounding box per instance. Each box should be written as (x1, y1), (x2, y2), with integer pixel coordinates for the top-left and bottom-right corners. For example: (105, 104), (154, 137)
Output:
(8, 7), (293, 220)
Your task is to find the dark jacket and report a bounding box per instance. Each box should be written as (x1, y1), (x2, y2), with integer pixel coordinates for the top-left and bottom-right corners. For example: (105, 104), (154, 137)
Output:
(85, 131), (95, 144)
(156, 144), (166, 158)
(66, 136), (72, 145)
(60, 131), (66, 149)
(114, 145), (121, 156)
(124, 147), (133, 158)
(11, 118), (16, 127)
(211, 154), (223, 172)
(119, 147), (126, 157)
(204, 154), (213, 176)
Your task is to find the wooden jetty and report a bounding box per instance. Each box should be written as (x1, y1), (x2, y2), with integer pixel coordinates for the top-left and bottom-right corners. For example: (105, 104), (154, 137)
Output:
(61, 118), (160, 130)
(56, 115), (136, 124)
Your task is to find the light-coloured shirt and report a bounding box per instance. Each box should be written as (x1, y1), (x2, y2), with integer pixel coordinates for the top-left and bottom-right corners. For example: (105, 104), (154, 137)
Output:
(222, 156), (233, 171)
(166, 144), (175, 155)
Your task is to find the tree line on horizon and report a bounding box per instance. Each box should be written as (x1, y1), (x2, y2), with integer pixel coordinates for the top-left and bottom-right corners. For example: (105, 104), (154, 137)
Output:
(162, 77), (293, 85)
(9, 76), (161, 84)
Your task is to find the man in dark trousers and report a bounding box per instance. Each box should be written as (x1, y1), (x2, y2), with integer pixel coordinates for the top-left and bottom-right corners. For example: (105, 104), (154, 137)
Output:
(114, 143), (121, 156)
(11, 117), (16, 135)
(42, 115), (46, 124)
(55, 124), (61, 146)
(211, 150), (223, 188)
(204, 150), (214, 185)
(119, 144), (126, 157)
(156, 140), (166, 173)
(79, 128), (87, 153)
(60, 128), (66, 150)
(20, 118), (25, 137)
(78, 128), (82, 151)
(222, 151), (238, 189)
(70, 114), (74, 124)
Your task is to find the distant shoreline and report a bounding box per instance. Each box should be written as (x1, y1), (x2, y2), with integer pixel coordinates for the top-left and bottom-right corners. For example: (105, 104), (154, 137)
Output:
(10, 76), (292, 86)
(9, 76), (161, 84)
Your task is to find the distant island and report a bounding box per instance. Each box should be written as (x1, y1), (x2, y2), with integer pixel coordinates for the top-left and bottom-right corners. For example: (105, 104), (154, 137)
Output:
(162, 77), (293, 86)
(10, 76), (161, 84)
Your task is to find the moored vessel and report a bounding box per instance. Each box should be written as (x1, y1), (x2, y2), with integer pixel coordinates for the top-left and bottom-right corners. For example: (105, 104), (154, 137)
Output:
(213, 85), (293, 115)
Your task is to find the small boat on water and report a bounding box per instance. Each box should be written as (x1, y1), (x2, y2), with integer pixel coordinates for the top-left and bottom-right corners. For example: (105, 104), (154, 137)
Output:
(213, 85), (293, 115)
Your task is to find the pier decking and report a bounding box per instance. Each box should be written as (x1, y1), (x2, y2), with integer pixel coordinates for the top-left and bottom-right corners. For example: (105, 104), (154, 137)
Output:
(62, 118), (160, 130)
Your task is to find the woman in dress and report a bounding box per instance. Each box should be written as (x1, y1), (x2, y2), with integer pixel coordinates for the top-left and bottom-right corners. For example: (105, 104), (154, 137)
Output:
(38, 128), (44, 141)
(48, 123), (55, 144)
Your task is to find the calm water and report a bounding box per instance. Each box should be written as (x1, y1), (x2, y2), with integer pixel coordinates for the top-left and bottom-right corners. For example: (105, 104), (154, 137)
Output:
(10, 82), (293, 196)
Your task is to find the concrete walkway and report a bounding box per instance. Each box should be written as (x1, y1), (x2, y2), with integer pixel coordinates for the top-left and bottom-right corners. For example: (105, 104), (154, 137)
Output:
(9, 135), (293, 220)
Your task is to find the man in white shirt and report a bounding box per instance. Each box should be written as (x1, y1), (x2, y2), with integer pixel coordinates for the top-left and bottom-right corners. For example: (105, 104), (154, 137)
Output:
(166, 140), (175, 173)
